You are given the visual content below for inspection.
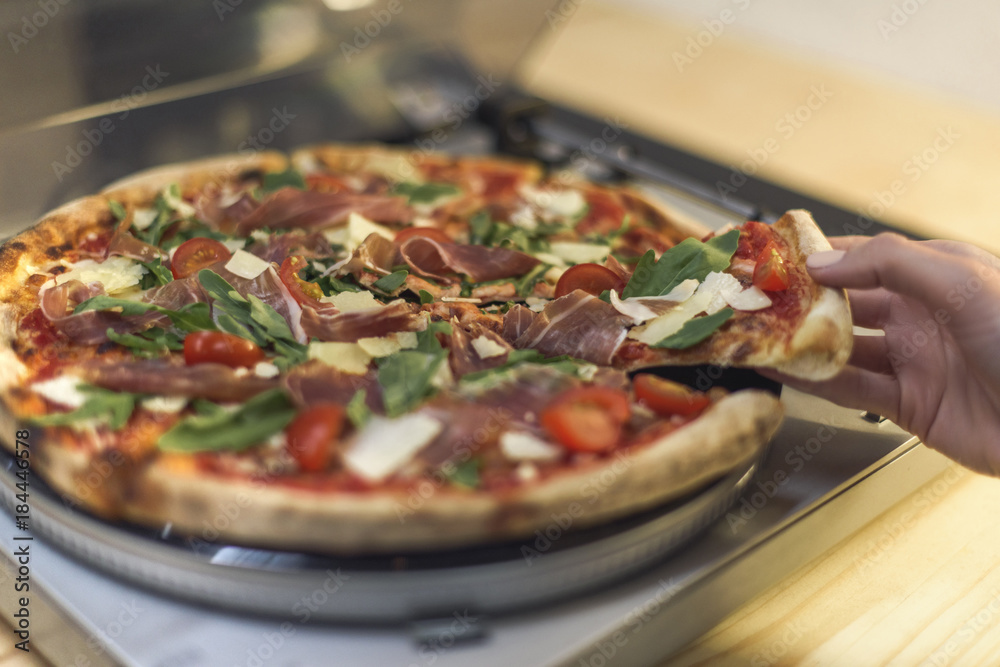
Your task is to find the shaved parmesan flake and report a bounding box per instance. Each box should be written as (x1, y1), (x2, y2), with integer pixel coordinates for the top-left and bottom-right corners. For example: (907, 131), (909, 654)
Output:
(323, 212), (395, 253)
(31, 375), (87, 408)
(521, 186), (587, 218)
(525, 299), (548, 313)
(699, 271), (743, 315)
(253, 361), (281, 378)
(357, 331), (418, 358)
(440, 297), (481, 304)
(726, 285), (772, 311)
(609, 290), (657, 324)
(611, 278), (700, 324)
(221, 239), (248, 254)
(628, 285), (717, 345)
(344, 414), (443, 482)
(322, 290), (382, 312)
(162, 187), (196, 218)
(547, 241), (611, 265)
(471, 336), (508, 359)
(141, 396), (188, 413)
(500, 431), (562, 461)
(132, 208), (158, 231)
(224, 249), (271, 280)
(307, 341), (372, 375)
(53, 256), (145, 294)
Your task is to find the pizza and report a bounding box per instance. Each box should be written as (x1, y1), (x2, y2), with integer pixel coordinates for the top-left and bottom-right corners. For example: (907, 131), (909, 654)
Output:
(0, 144), (851, 553)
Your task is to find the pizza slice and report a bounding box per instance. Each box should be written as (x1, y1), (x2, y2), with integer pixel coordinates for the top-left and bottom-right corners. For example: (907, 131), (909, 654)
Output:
(0, 144), (849, 553)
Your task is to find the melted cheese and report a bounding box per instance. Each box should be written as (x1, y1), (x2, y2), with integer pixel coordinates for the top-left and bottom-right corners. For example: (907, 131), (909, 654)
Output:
(52, 256), (145, 294)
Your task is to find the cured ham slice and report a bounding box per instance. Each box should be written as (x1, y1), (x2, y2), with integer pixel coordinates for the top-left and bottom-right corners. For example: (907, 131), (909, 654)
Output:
(283, 362), (384, 412)
(247, 231), (332, 264)
(80, 359), (278, 402)
(447, 324), (511, 377)
(300, 300), (423, 342)
(399, 237), (539, 283)
(235, 188), (411, 235)
(39, 281), (144, 345)
(510, 291), (631, 365)
(500, 304), (536, 344)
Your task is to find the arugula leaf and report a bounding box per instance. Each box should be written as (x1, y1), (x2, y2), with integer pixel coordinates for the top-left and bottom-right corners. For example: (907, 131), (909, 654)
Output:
(445, 458), (481, 489)
(108, 200), (127, 222)
(468, 211), (494, 245)
(346, 389), (372, 429)
(74, 296), (215, 333)
(513, 263), (551, 298)
(198, 270), (308, 368)
(159, 221), (233, 252)
(260, 168), (306, 194)
(622, 229), (740, 299)
(418, 290), (434, 305)
(31, 386), (140, 430)
(158, 389), (296, 452)
(134, 187), (182, 247)
(139, 257), (173, 289)
(372, 270), (408, 293)
(106, 327), (183, 356)
(392, 181), (460, 205)
(377, 322), (450, 417)
(653, 308), (734, 349)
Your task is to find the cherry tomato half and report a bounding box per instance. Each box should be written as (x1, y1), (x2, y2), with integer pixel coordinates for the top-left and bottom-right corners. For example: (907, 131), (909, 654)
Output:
(183, 331), (265, 368)
(753, 240), (790, 291)
(286, 403), (345, 473)
(554, 263), (626, 299)
(633, 374), (711, 417)
(171, 238), (231, 279)
(394, 226), (453, 245)
(279, 256), (326, 308)
(540, 385), (631, 453)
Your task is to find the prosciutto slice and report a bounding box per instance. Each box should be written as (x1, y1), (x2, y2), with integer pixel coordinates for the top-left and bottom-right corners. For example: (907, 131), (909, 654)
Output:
(38, 281), (149, 345)
(80, 359), (277, 402)
(510, 290), (631, 365)
(447, 324), (511, 377)
(235, 188), (411, 235)
(399, 237), (539, 283)
(500, 304), (536, 344)
(211, 263), (306, 343)
(299, 300), (423, 342)
(283, 362), (384, 412)
(247, 230), (333, 264)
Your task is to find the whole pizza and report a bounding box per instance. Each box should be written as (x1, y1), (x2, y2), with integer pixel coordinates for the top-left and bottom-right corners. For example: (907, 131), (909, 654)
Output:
(0, 145), (851, 553)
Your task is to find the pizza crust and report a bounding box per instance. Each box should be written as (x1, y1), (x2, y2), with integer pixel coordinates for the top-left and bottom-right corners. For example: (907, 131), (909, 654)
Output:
(30, 389), (781, 554)
(101, 151), (289, 204)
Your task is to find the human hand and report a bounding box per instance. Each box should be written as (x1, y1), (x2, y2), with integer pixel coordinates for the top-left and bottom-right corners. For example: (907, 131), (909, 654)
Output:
(763, 233), (1000, 476)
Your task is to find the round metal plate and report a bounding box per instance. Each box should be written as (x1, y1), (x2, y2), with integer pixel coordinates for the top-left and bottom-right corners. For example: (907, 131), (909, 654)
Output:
(0, 452), (760, 623)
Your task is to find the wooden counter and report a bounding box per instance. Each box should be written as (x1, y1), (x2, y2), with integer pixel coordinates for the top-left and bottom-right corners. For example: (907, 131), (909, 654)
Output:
(518, 2), (1000, 664)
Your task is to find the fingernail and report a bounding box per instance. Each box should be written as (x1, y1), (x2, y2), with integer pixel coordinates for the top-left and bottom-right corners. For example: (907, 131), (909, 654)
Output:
(807, 250), (846, 269)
